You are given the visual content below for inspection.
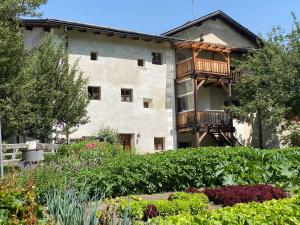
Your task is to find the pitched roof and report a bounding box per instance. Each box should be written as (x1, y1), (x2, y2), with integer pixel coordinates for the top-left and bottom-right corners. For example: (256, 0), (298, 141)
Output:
(162, 10), (260, 46)
(21, 19), (183, 43)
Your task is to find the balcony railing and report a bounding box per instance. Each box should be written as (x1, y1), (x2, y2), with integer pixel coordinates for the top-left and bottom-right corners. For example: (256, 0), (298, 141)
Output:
(177, 111), (230, 129)
(230, 71), (242, 83)
(195, 59), (228, 75)
(176, 58), (193, 78)
(176, 58), (229, 78)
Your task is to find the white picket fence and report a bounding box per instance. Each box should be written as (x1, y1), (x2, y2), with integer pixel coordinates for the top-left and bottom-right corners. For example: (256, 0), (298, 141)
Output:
(2, 143), (59, 166)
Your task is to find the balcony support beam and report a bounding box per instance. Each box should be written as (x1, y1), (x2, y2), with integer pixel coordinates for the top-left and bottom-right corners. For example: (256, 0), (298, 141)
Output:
(198, 131), (208, 146)
(220, 81), (229, 94)
(197, 79), (206, 91)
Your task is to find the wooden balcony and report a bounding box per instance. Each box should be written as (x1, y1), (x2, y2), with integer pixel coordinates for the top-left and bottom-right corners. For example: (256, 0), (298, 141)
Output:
(177, 111), (231, 131)
(176, 58), (229, 79)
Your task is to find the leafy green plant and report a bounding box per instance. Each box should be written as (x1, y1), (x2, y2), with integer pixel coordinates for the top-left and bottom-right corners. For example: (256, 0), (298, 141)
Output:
(113, 192), (209, 220)
(0, 174), (50, 225)
(21, 147), (300, 204)
(151, 196), (300, 225)
(74, 147), (300, 198)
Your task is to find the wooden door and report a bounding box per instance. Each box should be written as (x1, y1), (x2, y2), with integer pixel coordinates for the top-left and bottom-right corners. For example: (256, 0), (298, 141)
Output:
(119, 134), (132, 150)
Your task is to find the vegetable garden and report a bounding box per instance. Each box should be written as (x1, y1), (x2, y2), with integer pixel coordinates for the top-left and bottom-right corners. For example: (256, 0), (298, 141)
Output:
(1, 142), (300, 224)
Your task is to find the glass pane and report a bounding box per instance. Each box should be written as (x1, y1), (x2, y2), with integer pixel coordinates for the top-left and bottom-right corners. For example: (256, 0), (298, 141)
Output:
(178, 94), (194, 112)
(176, 79), (193, 96)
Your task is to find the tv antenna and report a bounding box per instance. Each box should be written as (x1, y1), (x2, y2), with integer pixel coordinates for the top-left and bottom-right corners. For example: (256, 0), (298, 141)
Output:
(191, 0), (196, 20)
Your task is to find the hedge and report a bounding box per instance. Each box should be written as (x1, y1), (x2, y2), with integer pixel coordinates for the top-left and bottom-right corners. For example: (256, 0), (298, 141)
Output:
(151, 196), (300, 225)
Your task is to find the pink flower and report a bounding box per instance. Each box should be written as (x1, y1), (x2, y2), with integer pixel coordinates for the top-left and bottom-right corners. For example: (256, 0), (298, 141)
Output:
(85, 143), (97, 149)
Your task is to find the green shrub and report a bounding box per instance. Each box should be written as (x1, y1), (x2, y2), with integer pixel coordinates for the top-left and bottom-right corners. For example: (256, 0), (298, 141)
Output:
(151, 196), (300, 225)
(58, 140), (109, 156)
(98, 126), (120, 145)
(115, 192), (209, 220)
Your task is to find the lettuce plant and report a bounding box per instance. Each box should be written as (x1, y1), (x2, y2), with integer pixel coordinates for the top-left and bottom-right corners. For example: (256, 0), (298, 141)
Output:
(203, 184), (287, 206)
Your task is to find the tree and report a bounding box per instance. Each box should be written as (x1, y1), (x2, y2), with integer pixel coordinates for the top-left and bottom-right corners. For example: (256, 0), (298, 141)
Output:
(25, 36), (89, 142)
(229, 16), (300, 147)
(0, 0), (47, 137)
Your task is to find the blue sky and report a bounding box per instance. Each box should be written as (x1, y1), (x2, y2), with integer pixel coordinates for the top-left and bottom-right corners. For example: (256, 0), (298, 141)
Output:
(39, 0), (300, 36)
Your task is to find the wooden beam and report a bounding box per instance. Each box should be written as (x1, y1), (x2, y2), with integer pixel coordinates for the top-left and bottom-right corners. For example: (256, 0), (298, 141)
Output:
(197, 80), (206, 90)
(107, 32), (114, 37)
(220, 81), (229, 94)
(195, 132), (200, 147)
(119, 34), (127, 39)
(173, 41), (232, 53)
(192, 48), (198, 136)
(198, 132), (208, 146)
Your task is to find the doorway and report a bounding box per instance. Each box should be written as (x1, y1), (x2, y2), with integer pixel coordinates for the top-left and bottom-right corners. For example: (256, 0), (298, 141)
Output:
(119, 134), (133, 150)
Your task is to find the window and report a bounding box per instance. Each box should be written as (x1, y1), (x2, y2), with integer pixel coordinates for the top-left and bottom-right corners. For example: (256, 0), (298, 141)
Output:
(178, 95), (194, 112)
(121, 89), (133, 102)
(176, 79), (193, 96)
(152, 52), (162, 65)
(138, 59), (145, 67)
(90, 52), (98, 61)
(143, 98), (153, 108)
(154, 137), (164, 150)
(88, 86), (101, 100)
(176, 79), (194, 112)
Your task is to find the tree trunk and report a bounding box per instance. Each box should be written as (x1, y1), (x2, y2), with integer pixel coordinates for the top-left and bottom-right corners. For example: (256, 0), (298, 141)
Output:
(66, 126), (70, 144)
(257, 110), (264, 149)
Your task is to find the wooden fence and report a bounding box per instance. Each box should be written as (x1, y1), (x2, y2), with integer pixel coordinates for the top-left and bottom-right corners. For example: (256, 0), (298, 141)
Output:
(2, 143), (59, 166)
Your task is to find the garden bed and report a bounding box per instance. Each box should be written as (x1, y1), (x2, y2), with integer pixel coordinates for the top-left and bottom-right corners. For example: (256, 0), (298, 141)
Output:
(11, 143), (300, 224)
(99, 184), (292, 224)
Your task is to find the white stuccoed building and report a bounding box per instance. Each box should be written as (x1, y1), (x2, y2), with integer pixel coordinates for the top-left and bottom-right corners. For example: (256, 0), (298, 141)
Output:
(18, 10), (272, 152)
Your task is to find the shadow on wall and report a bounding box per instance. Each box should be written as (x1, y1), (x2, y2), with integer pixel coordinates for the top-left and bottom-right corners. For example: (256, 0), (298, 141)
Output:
(250, 116), (280, 149)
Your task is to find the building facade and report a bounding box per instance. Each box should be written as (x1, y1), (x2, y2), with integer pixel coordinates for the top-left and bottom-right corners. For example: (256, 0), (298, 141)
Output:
(21, 10), (261, 152)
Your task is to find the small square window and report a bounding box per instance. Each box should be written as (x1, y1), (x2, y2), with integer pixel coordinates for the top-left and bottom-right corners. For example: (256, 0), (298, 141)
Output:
(121, 89), (133, 102)
(152, 52), (162, 65)
(137, 59), (144, 67)
(143, 98), (153, 108)
(88, 86), (101, 100)
(90, 52), (98, 61)
(154, 137), (165, 150)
